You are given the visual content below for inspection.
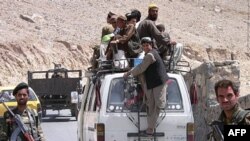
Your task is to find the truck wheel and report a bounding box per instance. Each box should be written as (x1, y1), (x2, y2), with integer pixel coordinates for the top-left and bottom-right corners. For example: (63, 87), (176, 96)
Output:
(42, 109), (46, 117)
(75, 109), (79, 121)
(70, 108), (75, 116)
(71, 104), (78, 120)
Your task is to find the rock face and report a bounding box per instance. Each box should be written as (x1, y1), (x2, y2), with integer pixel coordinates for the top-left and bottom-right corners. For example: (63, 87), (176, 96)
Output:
(1, 0), (250, 86)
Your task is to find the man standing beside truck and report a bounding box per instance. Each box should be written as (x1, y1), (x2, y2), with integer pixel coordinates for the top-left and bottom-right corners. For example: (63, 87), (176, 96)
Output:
(2, 82), (45, 141)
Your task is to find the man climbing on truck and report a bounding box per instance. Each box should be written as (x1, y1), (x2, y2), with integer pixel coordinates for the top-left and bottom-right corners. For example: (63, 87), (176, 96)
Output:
(124, 37), (168, 136)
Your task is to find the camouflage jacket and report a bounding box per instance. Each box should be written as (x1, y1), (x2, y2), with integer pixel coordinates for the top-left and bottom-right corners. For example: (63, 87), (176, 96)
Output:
(218, 103), (250, 125)
(2, 107), (45, 141)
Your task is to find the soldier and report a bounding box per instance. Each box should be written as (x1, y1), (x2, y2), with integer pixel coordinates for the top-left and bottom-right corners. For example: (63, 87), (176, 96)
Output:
(2, 82), (45, 141)
(214, 79), (250, 125)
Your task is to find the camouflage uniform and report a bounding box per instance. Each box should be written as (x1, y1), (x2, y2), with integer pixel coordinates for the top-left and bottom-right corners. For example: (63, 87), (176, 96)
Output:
(0, 118), (8, 141)
(2, 107), (45, 141)
(218, 103), (250, 125)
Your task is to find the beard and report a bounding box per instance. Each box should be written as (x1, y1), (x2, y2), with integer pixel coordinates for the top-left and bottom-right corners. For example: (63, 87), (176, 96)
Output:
(17, 99), (27, 105)
(149, 15), (157, 21)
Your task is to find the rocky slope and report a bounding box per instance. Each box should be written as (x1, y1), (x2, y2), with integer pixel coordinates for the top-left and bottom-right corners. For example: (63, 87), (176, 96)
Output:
(0, 0), (250, 94)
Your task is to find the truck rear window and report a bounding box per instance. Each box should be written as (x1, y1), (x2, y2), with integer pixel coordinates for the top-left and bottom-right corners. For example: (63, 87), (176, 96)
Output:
(107, 77), (183, 112)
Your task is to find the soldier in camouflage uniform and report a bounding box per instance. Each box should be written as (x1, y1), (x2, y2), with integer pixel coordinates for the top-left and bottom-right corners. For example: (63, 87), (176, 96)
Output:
(2, 82), (45, 141)
(215, 79), (250, 125)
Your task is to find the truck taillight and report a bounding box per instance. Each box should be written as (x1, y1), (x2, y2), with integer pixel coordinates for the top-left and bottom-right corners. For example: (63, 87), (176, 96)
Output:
(187, 122), (195, 141)
(71, 91), (78, 103)
(96, 123), (105, 141)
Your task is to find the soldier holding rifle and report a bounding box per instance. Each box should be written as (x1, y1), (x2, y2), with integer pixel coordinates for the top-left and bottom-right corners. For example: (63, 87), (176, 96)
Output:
(1, 82), (45, 141)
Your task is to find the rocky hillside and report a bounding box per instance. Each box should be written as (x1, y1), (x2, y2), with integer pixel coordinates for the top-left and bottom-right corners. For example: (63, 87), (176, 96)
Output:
(0, 0), (250, 94)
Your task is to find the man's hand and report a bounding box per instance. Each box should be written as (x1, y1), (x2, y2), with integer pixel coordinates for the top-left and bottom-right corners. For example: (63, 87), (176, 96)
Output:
(110, 40), (119, 44)
(110, 40), (116, 44)
(123, 72), (130, 78)
(170, 40), (176, 45)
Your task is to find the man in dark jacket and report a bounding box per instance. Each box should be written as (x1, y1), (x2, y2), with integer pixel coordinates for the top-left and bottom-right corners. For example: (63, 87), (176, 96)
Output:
(124, 37), (168, 135)
(137, 3), (175, 48)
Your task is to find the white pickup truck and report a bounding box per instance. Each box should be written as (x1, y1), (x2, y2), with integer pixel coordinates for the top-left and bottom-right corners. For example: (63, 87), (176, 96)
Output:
(77, 60), (195, 141)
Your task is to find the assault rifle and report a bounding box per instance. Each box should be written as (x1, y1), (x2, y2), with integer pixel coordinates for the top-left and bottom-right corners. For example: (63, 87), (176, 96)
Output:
(1, 100), (35, 141)
(207, 120), (224, 141)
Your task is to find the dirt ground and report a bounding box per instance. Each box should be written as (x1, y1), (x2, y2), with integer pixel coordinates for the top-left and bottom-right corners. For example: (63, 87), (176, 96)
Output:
(0, 0), (249, 94)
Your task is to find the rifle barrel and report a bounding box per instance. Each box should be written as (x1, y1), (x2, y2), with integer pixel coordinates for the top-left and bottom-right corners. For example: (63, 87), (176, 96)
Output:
(2, 102), (16, 116)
